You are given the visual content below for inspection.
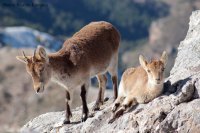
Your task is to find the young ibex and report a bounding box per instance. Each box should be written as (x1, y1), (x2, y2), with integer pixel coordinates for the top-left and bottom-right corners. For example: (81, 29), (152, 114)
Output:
(108, 51), (168, 123)
(16, 21), (120, 124)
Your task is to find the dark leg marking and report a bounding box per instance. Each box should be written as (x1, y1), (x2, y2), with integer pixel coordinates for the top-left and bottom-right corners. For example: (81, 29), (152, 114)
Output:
(108, 101), (133, 124)
(66, 91), (70, 100)
(112, 103), (120, 113)
(80, 84), (89, 122)
(108, 105), (126, 124)
(112, 75), (118, 99)
(115, 100), (133, 116)
(63, 91), (72, 124)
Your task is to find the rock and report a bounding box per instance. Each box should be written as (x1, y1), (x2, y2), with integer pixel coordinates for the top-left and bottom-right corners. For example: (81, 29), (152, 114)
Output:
(157, 99), (200, 133)
(21, 10), (200, 133)
(169, 10), (200, 99)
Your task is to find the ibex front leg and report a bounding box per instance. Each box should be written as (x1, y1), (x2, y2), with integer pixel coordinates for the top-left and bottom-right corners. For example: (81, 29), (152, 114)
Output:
(108, 96), (137, 123)
(63, 90), (72, 124)
(80, 83), (89, 122)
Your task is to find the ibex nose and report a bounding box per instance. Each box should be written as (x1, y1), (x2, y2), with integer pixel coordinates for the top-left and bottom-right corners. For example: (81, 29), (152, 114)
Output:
(34, 83), (44, 93)
(36, 87), (40, 93)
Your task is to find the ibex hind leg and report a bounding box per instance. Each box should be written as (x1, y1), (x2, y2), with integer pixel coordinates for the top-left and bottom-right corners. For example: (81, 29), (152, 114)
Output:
(108, 52), (118, 100)
(92, 74), (107, 111)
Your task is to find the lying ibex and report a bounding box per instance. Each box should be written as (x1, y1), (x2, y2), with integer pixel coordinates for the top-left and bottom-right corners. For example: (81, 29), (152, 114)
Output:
(16, 21), (120, 124)
(108, 51), (168, 123)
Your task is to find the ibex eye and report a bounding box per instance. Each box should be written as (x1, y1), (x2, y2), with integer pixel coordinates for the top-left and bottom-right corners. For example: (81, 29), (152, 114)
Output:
(147, 70), (150, 73)
(162, 68), (165, 71)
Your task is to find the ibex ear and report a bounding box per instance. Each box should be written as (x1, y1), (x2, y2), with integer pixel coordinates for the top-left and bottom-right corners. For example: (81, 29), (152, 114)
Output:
(160, 51), (168, 67)
(35, 45), (49, 62)
(139, 55), (148, 69)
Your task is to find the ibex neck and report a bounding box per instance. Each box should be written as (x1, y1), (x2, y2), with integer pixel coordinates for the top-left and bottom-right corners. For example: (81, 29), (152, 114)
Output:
(147, 80), (164, 90)
(48, 52), (73, 78)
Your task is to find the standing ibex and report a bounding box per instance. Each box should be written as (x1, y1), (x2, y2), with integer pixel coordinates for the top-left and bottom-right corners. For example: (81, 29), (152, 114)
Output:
(108, 51), (168, 123)
(16, 21), (120, 124)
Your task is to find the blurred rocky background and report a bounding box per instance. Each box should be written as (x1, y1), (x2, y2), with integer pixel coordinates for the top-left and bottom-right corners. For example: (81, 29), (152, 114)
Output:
(0, 0), (200, 132)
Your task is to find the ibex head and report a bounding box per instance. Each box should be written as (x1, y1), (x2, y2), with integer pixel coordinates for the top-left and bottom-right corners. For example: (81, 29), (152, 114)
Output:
(139, 51), (168, 85)
(16, 46), (51, 93)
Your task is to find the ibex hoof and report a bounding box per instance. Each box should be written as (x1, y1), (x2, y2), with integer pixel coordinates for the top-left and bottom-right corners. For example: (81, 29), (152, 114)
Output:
(108, 117), (115, 124)
(92, 104), (100, 111)
(111, 103), (120, 112)
(81, 114), (88, 122)
(115, 107), (125, 117)
(111, 106), (117, 112)
(92, 101), (103, 111)
(63, 119), (70, 124)
(104, 97), (109, 102)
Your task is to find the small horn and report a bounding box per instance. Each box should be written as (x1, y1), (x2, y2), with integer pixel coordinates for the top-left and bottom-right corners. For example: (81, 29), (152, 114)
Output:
(32, 49), (37, 62)
(22, 51), (29, 60)
(34, 49), (36, 58)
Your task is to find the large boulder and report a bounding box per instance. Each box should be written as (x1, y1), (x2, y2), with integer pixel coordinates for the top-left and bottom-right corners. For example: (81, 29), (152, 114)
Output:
(21, 10), (200, 133)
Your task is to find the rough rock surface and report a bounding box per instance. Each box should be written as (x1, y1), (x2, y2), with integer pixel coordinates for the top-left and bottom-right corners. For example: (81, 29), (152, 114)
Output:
(21, 10), (200, 133)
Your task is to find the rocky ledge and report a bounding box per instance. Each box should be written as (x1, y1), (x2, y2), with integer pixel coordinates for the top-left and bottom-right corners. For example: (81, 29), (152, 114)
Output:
(21, 10), (200, 133)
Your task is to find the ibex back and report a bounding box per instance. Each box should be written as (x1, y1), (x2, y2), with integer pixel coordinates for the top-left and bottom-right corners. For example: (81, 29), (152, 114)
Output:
(16, 21), (120, 124)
